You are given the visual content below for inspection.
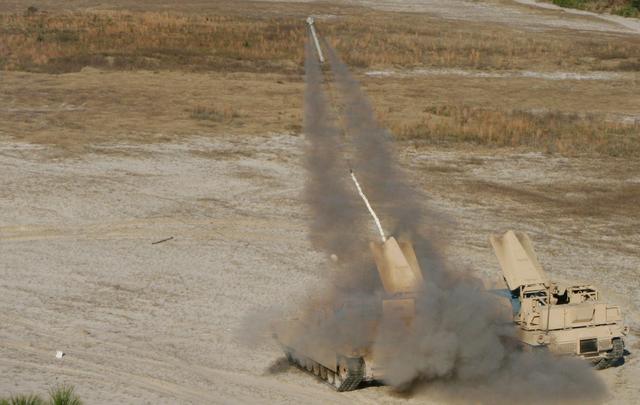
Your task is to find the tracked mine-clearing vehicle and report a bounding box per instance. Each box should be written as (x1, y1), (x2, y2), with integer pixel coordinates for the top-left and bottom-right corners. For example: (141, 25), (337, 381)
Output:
(272, 236), (424, 391)
(490, 230), (628, 369)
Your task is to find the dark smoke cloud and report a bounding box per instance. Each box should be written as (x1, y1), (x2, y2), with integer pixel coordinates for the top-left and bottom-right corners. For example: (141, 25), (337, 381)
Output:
(264, 357), (291, 375)
(324, 43), (423, 235)
(293, 33), (607, 403)
(289, 38), (388, 357)
(302, 38), (377, 293)
(323, 43), (452, 288)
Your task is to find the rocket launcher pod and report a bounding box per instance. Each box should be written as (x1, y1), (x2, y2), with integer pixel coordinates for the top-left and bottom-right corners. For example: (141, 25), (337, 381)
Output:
(490, 230), (628, 369)
(272, 236), (425, 391)
(370, 236), (424, 295)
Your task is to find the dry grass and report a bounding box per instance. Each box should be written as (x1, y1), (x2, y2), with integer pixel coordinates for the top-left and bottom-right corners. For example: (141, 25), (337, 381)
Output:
(190, 105), (239, 123)
(0, 11), (305, 73)
(391, 106), (640, 156)
(0, 385), (82, 405)
(2, 8), (640, 73)
(0, 5), (638, 157)
(0, 69), (303, 154)
(324, 13), (640, 71)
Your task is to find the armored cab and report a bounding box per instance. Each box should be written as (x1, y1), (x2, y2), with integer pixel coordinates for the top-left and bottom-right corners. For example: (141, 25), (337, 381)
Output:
(272, 236), (424, 391)
(490, 230), (628, 368)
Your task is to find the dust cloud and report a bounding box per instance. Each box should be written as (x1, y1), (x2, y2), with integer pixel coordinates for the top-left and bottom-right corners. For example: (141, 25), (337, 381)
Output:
(291, 29), (608, 403)
(301, 39), (376, 293)
(279, 40), (386, 356)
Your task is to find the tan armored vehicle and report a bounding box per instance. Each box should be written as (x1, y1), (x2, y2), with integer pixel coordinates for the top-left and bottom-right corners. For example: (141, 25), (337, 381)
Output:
(490, 230), (628, 368)
(272, 236), (424, 391)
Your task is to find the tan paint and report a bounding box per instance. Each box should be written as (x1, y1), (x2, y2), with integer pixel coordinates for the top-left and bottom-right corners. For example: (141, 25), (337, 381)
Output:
(490, 230), (548, 290)
(370, 237), (424, 295)
(490, 230), (628, 366)
(273, 237), (424, 387)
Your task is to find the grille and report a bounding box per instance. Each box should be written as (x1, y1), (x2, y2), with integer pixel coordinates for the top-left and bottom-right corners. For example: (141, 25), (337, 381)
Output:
(579, 338), (598, 354)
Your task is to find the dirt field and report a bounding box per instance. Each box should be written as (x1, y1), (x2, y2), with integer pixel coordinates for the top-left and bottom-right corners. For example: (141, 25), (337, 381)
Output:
(1, 1), (639, 403)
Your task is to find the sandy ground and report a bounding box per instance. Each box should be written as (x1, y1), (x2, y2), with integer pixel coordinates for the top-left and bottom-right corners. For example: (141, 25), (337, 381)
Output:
(1, 131), (638, 403)
(1, 0), (638, 34)
(1, 0), (639, 403)
(343, 0), (638, 33)
(514, 0), (640, 34)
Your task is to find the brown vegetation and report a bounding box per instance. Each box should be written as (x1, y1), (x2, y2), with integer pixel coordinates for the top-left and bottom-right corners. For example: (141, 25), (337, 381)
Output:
(392, 106), (640, 156)
(0, 11), (305, 73)
(190, 105), (239, 123)
(0, 5), (638, 157)
(325, 14), (640, 71)
(2, 8), (640, 73)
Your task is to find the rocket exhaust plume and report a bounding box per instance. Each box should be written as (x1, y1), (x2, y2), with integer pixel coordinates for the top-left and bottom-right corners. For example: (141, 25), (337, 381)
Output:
(253, 22), (608, 405)
(319, 41), (607, 402)
(350, 169), (386, 243)
(300, 35), (377, 293)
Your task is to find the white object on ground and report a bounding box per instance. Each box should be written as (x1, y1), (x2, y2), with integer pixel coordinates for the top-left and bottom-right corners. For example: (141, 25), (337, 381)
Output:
(56, 351), (65, 359)
(366, 68), (624, 81)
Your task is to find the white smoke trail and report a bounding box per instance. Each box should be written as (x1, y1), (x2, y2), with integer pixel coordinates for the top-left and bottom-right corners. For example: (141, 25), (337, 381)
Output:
(322, 40), (608, 403)
(350, 169), (386, 242)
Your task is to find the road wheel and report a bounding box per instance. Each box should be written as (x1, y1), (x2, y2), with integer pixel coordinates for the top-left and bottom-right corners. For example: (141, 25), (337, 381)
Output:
(327, 370), (335, 384)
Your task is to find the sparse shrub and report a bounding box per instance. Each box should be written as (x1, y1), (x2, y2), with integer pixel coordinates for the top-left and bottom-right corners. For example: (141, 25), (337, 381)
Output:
(190, 105), (238, 123)
(0, 394), (45, 405)
(392, 105), (640, 157)
(0, 385), (81, 405)
(48, 385), (82, 405)
(25, 6), (38, 16)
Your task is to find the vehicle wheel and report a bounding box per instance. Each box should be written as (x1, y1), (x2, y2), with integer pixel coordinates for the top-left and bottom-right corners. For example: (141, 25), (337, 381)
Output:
(296, 356), (305, 369)
(327, 370), (335, 384)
